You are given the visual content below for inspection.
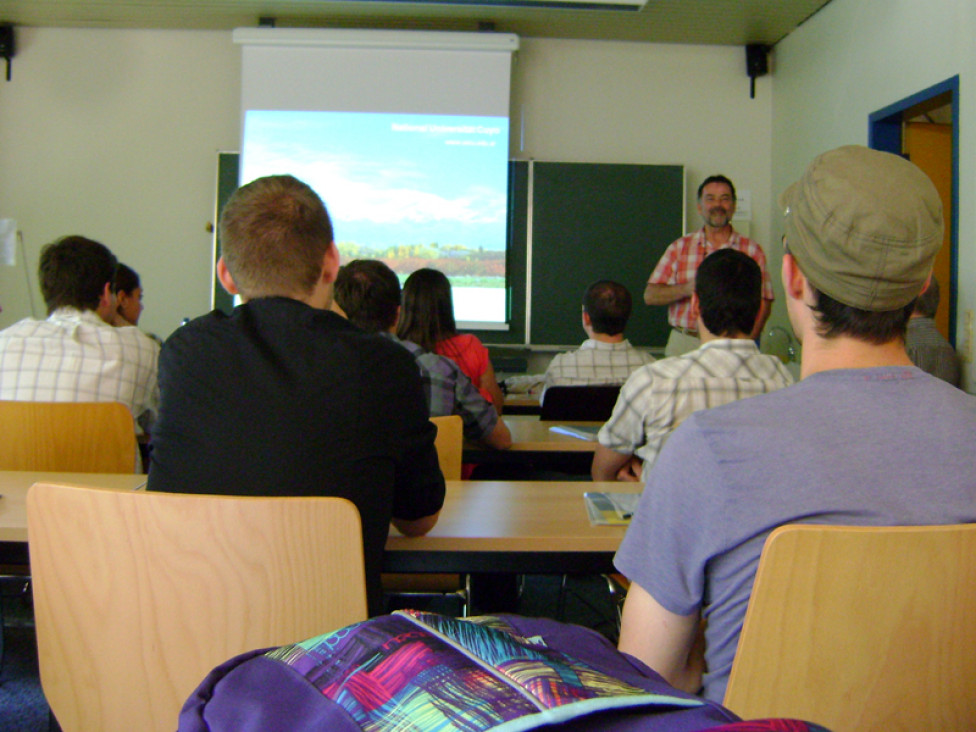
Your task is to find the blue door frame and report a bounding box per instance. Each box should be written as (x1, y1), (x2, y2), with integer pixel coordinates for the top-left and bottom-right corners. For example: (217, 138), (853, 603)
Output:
(868, 76), (959, 343)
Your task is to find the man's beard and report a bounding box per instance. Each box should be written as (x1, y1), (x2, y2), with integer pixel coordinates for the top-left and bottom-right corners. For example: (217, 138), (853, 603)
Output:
(705, 208), (731, 228)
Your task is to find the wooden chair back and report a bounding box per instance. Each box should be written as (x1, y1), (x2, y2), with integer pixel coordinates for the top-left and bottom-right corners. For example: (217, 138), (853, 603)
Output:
(0, 400), (137, 472)
(724, 523), (976, 730)
(430, 414), (463, 480)
(540, 385), (621, 421)
(27, 482), (368, 732)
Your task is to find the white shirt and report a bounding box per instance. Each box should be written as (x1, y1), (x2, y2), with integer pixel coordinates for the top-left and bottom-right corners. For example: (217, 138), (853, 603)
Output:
(0, 307), (160, 432)
(543, 339), (654, 396)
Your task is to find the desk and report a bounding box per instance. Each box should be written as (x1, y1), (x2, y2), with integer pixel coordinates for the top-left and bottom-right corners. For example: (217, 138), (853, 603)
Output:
(1, 472), (635, 577)
(464, 416), (602, 474)
(384, 480), (634, 575)
(0, 471), (146, 563)
(502, 394), (541, 415)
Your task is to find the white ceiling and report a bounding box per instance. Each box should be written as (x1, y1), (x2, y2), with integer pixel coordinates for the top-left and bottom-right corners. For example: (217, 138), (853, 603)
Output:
(0, 0), (834, 46)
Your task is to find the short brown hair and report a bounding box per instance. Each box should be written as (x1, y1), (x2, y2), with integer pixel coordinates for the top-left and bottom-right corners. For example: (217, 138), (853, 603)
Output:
(583, 280), (632, 335)
(38, 235), (117, 315)
(334, 259), (401, 333)
(219, 175), (334, 299)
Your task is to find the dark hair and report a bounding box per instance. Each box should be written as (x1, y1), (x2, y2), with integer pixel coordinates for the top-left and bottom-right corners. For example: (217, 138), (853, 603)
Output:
(811, 288), (915, 343)
(697, 175), (737, 202)
(38, 235), (117, 315)
(333, 259), (401, 333)
(583, 280), (632, 335)
(397, 268), (457, 353)
(914, 276), (940, 319)
(113, 263), (141, 295)
(219, 175), (333, 299)
(695, 248), (761, 337)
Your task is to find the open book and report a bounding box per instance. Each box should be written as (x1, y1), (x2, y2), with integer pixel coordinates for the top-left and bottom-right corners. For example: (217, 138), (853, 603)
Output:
(584, 491), (641, 526)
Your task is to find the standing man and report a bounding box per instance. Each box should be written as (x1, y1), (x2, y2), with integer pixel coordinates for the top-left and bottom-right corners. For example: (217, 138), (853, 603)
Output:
(615, 146), (976, 703)
(645, 175), (773, 356)
(0, 235), (159, 436)
(148, 175), (445, 616)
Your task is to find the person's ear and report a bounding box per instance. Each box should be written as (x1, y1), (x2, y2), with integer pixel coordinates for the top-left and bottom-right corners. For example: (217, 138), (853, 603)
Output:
(918, 272), (933, 296)
(782, 253), (806, 301)
(216, 256), (239, 295)
(689, 292), (701, 324)
(321, 241), (340, 284)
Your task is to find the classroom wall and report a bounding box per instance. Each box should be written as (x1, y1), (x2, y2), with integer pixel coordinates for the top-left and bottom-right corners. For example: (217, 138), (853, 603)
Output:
(0, 28), (241, 338)
(769, 0), (976, 391)
(0, 28), (772, 340)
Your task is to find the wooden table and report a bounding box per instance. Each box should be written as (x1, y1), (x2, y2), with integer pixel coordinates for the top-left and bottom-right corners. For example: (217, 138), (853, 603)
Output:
(0, 471), (147, 563)
(500, 415), (602, 452)
(1, 472), (635, 576)
(384, 480), (634, 574)
(502, 394), (541, 416)
(464, 415), (603, 473)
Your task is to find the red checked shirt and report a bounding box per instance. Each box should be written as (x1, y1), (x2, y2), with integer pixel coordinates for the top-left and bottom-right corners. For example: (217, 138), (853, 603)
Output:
(648, 227), (774, 331)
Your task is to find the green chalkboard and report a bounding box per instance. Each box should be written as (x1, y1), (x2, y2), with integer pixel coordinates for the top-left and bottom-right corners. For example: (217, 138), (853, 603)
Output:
(524, 161), (683, 348)
(213, 156), (683, 347)
(213, 151), (239, 315)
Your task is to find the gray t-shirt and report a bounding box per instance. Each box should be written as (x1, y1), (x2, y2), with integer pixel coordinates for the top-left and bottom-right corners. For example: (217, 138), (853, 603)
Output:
(614, 366), (976, 702)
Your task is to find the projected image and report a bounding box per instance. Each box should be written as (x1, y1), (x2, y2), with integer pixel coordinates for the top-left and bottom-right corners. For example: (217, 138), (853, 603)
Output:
(241, 110), (509, 325)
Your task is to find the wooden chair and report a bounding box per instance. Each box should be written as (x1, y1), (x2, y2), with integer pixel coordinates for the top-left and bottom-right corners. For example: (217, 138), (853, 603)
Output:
(27, 482), (368, 732)
(430, 414), (463, 480)
(723, 523), (976, 731)
(383, 415), (468, 615)
(539, 385), (621, 421)
(0, 400), (137, 473)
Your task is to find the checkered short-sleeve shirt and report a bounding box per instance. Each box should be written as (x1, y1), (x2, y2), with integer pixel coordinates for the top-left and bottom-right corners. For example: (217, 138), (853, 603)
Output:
(648, 228), (774, 331)
(598, 339), (793, 468)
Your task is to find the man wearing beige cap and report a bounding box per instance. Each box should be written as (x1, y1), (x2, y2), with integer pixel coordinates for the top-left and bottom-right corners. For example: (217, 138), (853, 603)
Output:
(614, 146), (976, 703)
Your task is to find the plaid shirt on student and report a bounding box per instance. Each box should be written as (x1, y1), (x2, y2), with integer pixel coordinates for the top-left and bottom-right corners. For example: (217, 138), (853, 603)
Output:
(648, 228), (774, 331)
(543, 339), (654, 394)
(598, 339), (793, 468)
(391, 336), (498, 442)
(0, 307), (159, 432)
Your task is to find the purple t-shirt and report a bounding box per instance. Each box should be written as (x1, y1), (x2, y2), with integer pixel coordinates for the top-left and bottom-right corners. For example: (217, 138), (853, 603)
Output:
(615, 366), (976, 702)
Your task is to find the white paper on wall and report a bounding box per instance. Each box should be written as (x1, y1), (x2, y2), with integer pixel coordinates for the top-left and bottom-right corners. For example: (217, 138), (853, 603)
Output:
(0, 219), (16, 266)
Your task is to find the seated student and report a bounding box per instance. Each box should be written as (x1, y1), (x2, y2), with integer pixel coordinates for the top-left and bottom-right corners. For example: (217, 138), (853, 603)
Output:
(333, 259), (511, 450)
(614, 146), (976, 703)
(0, 235), (159, 435)
(905, 276), (960, 386)
(147, 175), (445, 616)
(592, 249), (793, 482)
(542, 280), (654, 399)
(398, 268), (505, 415)
(111, 263), (144, 327)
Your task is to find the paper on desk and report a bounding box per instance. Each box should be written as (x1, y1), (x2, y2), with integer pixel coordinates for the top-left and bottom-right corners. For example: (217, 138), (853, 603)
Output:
(584, 491), (640, 526)
(549, 424), (600, 441)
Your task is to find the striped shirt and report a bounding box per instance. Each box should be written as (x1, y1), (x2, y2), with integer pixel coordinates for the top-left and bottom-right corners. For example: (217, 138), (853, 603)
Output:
(905, 317), (961, 387)
(598, 338), (793, 467)
(393, 336), (498, 442)
(543, 339), (654, 396)
(648, 228), (774, 331)
(0, 307), (159, 432)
